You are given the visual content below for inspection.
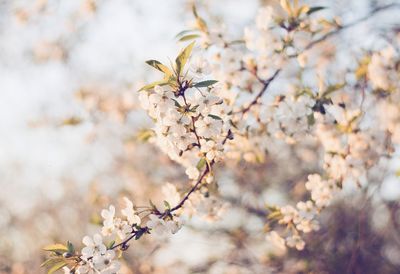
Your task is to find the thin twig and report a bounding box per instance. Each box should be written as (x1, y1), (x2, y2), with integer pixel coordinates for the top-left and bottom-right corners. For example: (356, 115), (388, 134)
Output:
(235, 69), (281, 115)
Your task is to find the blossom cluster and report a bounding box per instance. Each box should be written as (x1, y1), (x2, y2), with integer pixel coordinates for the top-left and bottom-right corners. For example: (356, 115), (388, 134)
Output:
(137, 46), (232, 182)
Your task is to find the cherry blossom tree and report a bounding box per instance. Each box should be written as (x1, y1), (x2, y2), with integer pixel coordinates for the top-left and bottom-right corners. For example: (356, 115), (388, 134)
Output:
(5, 0), (400, 273)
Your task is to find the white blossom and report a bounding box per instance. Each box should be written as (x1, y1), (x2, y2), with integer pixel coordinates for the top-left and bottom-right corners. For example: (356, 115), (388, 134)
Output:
(93, 250), (121, 273)
(81, 234), (106, 259)
(121, 197), (141, 226)
(266, 231), (287, 252)
(162, 183), (180, 208)
(195, 116), (223, 138)
(185, 166), (200, 180)
(286, 235), (305, 251)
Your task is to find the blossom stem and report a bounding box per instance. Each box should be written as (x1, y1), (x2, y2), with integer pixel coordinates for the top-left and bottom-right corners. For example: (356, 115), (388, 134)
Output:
(236, 69), (281, 115)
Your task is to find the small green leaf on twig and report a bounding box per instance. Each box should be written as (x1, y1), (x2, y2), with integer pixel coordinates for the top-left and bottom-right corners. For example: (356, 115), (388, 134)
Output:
(307, 6), (326, 15)
(136, 129), (155, 142)
(175, 29), (196, 39)
(164, 200), (171, 209)
(208, 114), (222, 120)
(193, 80), (218, 88)
(48, 261), (67, 274)
(145, 60), (173, 76)
(175, 41), (195, 76)
(196, 158), (206, 170)
(179, 34), (200, 42)
(107, 240), (115, 249)
(43, 244), (68, 253)
(138, 80), (169, 91)
(67, 241), (75, 254)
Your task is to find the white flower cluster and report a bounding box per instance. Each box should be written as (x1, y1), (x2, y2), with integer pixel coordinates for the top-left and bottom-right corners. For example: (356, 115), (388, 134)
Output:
(368, 45), (399, 91)
(78, 234), (120, 274)
(376, 101), (400, 144)
(146, 214), (182, 236)
(101, 197), (141, 240)
(139, 76), (231, 181)
(268, 200), (320, 251)
(147, 182), (182, 236)
(243, 3), (329, 69)
(67, 197), (142, 273)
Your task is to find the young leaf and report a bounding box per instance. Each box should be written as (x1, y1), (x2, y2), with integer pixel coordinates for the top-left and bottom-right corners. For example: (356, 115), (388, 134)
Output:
(307, 6), (326, 15)
(145, 60), (172, 76)
(175, 29), (196, 38)
(136, 129), (155, 142)
(67, 241), (75, 254)
(307, 113), (315, 126)
(138, 80), (169, 91)
(280, 0), (293, 16)
(163, 200), (171, 209)
(179, 34), (200, 42)
(192, 5), (208, 32)
(193, 80), (218, 88)
(196, 158), (206, 170)
(228, 39), (245, 45)
(321, 83), (345, 98)
(175, 42), (195, 76)
(149, 199), (156, 209)
(208, 114), (222, 120)
(43, 244), (68, 253)
(107, 240), (115, 249)
(171, 98), (182, 108)
(48, 261), (67, 274)
(40, 258), (64, 268)
(192, 5), (199, 18)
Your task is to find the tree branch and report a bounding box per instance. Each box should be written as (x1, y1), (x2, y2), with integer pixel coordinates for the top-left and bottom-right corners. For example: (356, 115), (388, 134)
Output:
(292, 3), (400, 57)
(235, 69), (281, 115)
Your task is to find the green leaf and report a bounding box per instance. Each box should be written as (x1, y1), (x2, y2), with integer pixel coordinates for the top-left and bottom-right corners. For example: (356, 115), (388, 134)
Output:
(179, 34), (200, 42)
(307, 6), (326, 15)
(43, 244), (68, 253)
(192, 5), (208, 32)
(175, 41), (195, 76)
(307, 113), (315, 126)
(175, 29), (197, 38)
(107, 240), (115, 249)
(267, 211), (282, 220)
(196, 158), (206, 170)
(40, 258), (64, 268)
(90, 213), (103, 225)
(192, 5), (199, 18)
(193, 80), (218, 88)
(228, 39), (245, 45)
(48, 261), (67, 274)
(61, 117), (82, 126)
(163, 73), (177, 86)
(163, 200), (171, 209)
(145, 60), (172, 76)
(138, 80), (169, 91)
(149, 199), (156, 209)
(321, 83), (345, 98)
(67, 241), (74, 254)
(137, 129), (155, 142)
(208, 114), (222, 120)
(190, 105), (199, 112)
(171, 98), (182, 108)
